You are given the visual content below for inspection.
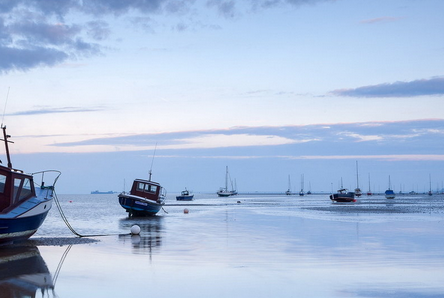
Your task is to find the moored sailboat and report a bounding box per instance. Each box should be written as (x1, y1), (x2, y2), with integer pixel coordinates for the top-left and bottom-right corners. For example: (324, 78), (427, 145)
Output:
(385, 175), (395, 199)
(217, 166), (235, 197)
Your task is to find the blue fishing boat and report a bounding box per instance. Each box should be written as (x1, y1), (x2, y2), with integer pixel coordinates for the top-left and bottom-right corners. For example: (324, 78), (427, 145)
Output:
(176, 188), (194, 201)
(0, 125), (61, 245)
(118, 171), (166, 216)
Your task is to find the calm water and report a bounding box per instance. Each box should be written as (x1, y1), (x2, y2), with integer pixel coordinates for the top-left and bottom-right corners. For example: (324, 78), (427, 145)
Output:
(3, 193), (444, 297)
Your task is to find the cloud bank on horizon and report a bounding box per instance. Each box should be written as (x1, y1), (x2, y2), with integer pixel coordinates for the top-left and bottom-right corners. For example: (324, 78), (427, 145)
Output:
(331, 77), (444, 98)
(39, 119), (444, 162)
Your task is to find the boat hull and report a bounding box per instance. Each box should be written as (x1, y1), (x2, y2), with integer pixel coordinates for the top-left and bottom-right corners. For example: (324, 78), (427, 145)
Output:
(330, 193), (356, 203)
(385, 190), (395, 199)
(0, 205), (51, 245)
(118, 193), (163, 216)
(176, 195), (194, 201)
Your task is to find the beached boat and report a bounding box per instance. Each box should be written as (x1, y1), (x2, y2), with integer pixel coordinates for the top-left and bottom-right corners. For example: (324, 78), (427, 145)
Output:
(176, 188), (194, 201)
(118, 171), (166, 216)
(217, 166), (235, 197)
(385, 175), (395, 199)
(330, 188), (356, 202)
(428, 174), (433, 196)
(0, 126), (60, 245)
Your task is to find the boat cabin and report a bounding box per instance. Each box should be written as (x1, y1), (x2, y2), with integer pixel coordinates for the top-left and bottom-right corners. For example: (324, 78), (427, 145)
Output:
(0, 166), (35, 213)
(130, 179), (163, 202)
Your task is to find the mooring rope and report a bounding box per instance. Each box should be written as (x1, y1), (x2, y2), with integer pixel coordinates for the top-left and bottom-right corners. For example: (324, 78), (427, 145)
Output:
(53, 190), (127, 238)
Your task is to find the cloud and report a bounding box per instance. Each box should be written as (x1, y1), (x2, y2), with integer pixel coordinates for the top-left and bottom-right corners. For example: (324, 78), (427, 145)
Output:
(0, 0), (331, 73)
(331, 77), (444, 98)
(360, 16), (403, 24)
(8, 106), (104, 116)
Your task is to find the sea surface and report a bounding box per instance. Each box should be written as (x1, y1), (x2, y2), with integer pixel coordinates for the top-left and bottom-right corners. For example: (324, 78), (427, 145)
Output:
(3, 193), (444, 297)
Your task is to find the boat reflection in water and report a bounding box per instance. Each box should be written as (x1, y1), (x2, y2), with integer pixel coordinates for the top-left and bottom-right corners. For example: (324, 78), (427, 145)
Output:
(0, 245), (54, 298)
(119, 216), (163, 255)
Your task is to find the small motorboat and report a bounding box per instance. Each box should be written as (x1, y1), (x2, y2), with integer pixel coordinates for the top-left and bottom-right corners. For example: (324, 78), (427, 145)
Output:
(330, 188), (356, 202)
(118, 171), (166, 216)
(0, 125), (61, 245)
(176, 188), (194, 201)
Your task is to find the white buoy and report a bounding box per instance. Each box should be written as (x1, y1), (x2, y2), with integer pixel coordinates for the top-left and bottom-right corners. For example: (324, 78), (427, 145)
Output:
(130, 224), (141, 235)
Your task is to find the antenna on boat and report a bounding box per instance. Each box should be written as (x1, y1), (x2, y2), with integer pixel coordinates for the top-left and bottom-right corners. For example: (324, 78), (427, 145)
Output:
(148, 143), (158, 181)
(1, 87), (10, 128)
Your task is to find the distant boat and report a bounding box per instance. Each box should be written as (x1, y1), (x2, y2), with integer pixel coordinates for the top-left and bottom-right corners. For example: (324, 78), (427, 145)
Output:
(354, 161), (362, 197)
(285, 175), (292, 195)
(330, 178), (355, 202)
(307, 182), (312, 195)
(299, 174), (305, 196)
(330, 188), (356, 202)
(91, 190), (114, 194)
(0, 125), (61, 244)
(385, 175), (395, 199)
(217, 166), (236, 197)
(366, 173), (373, 196)
(176, 188), (194, 201)
(427, 174), (433, 196)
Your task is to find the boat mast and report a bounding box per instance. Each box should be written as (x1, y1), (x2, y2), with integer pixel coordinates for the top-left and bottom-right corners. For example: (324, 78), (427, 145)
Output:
(355, 161), (360, 189)
(1, 125), (13, 169)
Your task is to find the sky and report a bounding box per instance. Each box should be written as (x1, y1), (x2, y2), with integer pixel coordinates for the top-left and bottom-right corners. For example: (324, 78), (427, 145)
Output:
(1, 0), (444, 194)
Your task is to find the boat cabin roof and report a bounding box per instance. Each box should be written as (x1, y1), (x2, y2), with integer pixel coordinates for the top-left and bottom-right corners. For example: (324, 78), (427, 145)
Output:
(133, 179), (161, 187)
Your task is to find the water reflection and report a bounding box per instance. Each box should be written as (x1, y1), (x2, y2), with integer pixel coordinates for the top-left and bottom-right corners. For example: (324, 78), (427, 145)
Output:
(0, 245), (55, 298)
(118, 216), (163, 255)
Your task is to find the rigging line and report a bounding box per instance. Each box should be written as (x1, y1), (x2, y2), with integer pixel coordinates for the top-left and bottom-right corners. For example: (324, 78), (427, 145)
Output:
(1, 87), (10, 127)
(52, 244), (73, 285)
(53, 190), (126, 238)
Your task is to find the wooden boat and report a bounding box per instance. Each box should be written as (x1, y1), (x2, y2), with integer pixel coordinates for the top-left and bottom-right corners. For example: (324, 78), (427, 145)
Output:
(330, 188), (356, 202)
(385, 175), (395, 199)
(176, 188), (194, 201)
(118, 171), (166, 216)
(0, 125), (60, 245)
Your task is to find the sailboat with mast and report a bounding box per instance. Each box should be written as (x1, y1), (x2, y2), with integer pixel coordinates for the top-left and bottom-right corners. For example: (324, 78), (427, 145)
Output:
(285, 175), (292, 195)
(366, 173), (373, 196)
(299, 174), (305, 196)
(428, 174), (433, 196)
(354, 161), (362, 197)
(385, 175), (395, 199)
(217, 166), (235, 197)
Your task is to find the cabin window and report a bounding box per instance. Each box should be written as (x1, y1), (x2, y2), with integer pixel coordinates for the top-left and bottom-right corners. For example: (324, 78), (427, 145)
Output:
(0, 174), (6, 193)
(137, 182), (145, 191)
(13, 177), (33, 203)
(150, 185), (157, 193)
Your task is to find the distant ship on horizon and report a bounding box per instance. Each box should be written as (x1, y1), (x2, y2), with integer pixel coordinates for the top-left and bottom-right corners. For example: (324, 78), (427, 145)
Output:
(91, 190), (115, 194)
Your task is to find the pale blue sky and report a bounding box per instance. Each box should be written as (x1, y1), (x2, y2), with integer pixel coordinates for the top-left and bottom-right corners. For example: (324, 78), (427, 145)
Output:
(1, 0), (443, 193)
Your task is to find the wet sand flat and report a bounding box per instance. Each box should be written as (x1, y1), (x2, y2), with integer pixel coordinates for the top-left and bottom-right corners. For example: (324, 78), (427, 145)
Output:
(3, 193), (444, 297)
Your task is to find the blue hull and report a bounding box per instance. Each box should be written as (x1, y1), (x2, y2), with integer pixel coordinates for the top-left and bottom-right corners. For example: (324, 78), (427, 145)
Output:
(176, 195), (194, 201)
(0, 211), (50, 244)
(118, 195), (162, 216)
